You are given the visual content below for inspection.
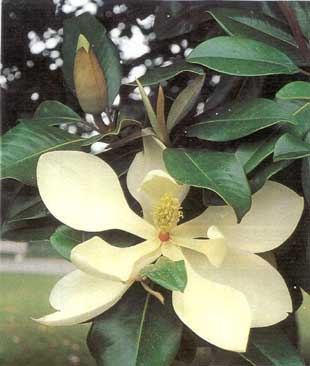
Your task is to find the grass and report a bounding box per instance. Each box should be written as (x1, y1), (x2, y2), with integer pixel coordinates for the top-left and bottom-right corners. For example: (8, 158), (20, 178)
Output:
(0, 273), (94, 366)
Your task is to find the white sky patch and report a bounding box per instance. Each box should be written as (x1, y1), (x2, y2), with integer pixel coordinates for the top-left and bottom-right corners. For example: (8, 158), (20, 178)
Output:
(184, 48), (193, 57)
(170, 44), (181, 54)
(129, 86), (150, 101)
(136, 14), (155, 30)
(31, 92), (40, 101)
(127, 65), (147, 83)
(113, 94), (121, 106)
(111, 25), (150, 61)
(91, 142), (110, 155)
(211, 75), (221, 86)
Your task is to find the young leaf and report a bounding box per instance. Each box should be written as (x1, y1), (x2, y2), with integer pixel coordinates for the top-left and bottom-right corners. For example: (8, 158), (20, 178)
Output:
(274, 133), (310, 161)
(136, 79), (161, 138)
(50, 225), (82, 261)
(62, 13), (121, 106)
(276, 81), (310, 100)
(156, 85), (170, 145)
(167, 74), (205, 133)
(136, 60), (204, 86)
(243, 326), (306, 366)
(87, 284), (182, 366)
(141, 257), (187, 292)
(164, 148), (251, 222)
(187, 36), (299, 76)
(188, 98), (297, 142)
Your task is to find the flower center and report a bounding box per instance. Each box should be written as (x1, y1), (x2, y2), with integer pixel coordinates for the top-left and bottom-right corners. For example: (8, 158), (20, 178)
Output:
(153, 193), (183, 240)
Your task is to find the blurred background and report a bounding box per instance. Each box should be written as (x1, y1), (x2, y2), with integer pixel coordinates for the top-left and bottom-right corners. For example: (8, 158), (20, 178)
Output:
(1, 1), (307, 365)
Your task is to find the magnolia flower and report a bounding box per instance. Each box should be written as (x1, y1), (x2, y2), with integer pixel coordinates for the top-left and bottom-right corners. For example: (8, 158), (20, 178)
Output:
(35, 136), (303, 352)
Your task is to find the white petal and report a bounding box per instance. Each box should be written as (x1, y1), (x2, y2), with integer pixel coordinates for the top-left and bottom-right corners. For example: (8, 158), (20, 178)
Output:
(172, 208), (212, 239)
(34, 270), (130, 326)
(161, 243), (184, 261)
(173, 253), (251, 352)
(127, 134), (166, 204)
(199, 248), (292, 327)
(71, 236), (161, 282)
(37, 151), (154, 238)
(175, 237), (227, 267)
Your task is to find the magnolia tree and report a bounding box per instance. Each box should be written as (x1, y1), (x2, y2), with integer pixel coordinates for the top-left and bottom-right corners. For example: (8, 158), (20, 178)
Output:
(1, 2), (310, 366)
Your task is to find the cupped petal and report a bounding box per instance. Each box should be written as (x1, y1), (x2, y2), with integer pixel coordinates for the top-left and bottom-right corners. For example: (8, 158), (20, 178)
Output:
(71, 236), (161, 282)
(175, 237), (227, 267)
(37, 151), (154, 238)
(34, 270), (131, 326)
(173, 251), (251, 352)
(198, 248), (292, 327)
(127, 134), (166, 203)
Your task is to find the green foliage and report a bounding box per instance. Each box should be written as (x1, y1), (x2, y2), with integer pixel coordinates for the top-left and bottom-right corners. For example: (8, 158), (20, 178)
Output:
(164, 148), (251, 221)
(87, 284), (182, 366)
(189, 98), (296, 142)
(50, 225), (83, 261)
(276, 81), (310, 100)
(62, 13), (121, 105)
(141, 257), (187, 292)
(137, 60), (204, 86)
(187, 36), (299, 76)
(273, 133), (310, 161)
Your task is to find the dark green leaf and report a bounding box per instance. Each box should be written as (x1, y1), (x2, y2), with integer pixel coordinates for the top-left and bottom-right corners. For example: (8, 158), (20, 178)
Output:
(141, 257), (187, 292)
(167, 75), (205, 132)
(250, 160), (292, 192)
(276, 82), (310, 100)
(62, 13), (121, 105)
(274, 133), (310, 161)
(289, 2), (310, 39)
(243, 326), (305, 366)
(50, 225), (82, 260)
(187, 36), (299, 76)
(188, 98), (296, 142)
(236, 133), (280, 174)
(88, 284), (182, 366)
(0, 122), (98, 186)
(136, 60), (204, 86)
(301, 132), (310, 206)
(1, 223), (57, 244)
(209, 8), (297, 47)
(164, 148), (251, 222)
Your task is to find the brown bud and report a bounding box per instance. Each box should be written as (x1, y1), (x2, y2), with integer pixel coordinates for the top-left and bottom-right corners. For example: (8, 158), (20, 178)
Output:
(73, 34), (107, 114)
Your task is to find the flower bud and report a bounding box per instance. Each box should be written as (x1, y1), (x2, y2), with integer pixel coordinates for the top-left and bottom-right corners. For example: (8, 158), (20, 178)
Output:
(73, 34), (107, 114)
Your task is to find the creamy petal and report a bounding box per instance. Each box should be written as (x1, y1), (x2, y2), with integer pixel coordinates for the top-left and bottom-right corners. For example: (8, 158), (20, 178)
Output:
(196, 248), (292, 327)
(127, 134), (166, 203)
(34, 270), (130, 326)
(37, 151), (154, 238)
(71, 236), (161, 282)
(173, 254), (251, 352)
(161, 243), (184, 261)
(175, 237), (227, 267)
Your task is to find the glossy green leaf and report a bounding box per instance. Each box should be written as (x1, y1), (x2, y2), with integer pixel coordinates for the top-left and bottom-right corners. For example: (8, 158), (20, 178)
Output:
(243, 326), (305, 366)
(0, 122), (98, 186)
(62, 13), (121, 105)
(296, 289), (310, 363)
(6, 196), (48, 224)
(141, 257), (187, 292)
(88, 284), (182, 366)
(250, 160), (292, 193)
(274, 133), (310, 161)
(164, 148), (251, 222)
(137, 60), (204, 86)
(301, 132), (310, 206)
(276, 82), (310, 100)
(187, 36), (299, 76)
(236, 133), (280, 174)
(209, 8), (297, 47)
(50, 225), (82, 261)
(188, 98), (296, 142)
(289, 2), (310, 39)
(136, 79), (161, 138)
(167, 75), (205, 133)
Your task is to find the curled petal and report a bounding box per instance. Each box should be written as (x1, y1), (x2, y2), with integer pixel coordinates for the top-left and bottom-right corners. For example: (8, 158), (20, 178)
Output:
(71, 236), (161, 282)
(173, 252), (251, 352)
(201, 181), (303, 252)
(37, 151), (154, 238)
(199, 248), (292, 327)
(34, 270), (130, 326)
